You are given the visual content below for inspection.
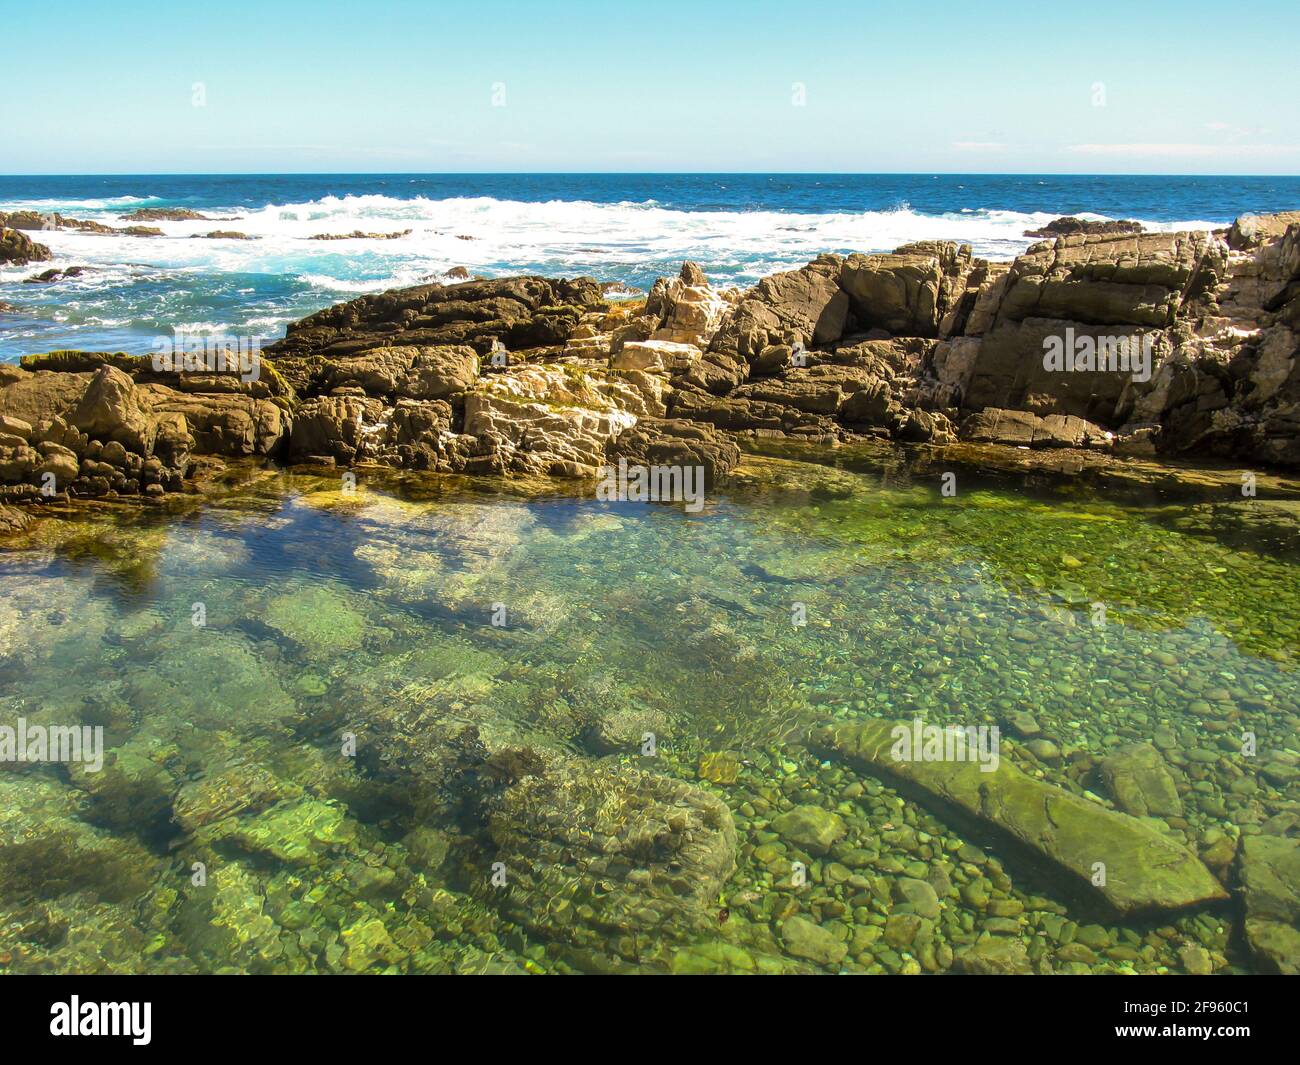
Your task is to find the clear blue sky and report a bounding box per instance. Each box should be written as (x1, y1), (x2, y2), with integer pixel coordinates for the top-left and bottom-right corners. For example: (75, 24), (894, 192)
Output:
(2, 0), (1297, 175)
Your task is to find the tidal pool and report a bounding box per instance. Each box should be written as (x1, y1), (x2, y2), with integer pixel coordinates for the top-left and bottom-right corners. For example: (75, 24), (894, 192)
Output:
(1, 445), (1297, 974)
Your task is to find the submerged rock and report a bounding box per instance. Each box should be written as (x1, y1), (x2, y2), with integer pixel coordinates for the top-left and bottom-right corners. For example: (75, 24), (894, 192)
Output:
(954, 935), (1033, 974)
(770, 804), (846, 855)
(1099, 743), (1183, 818)
(809, 718), (1228, 916)
(780, 914), (847, 966)
(466, 751), (737, 969)
(263, 584), (367, 655)
(1236, 835), (1300, 974)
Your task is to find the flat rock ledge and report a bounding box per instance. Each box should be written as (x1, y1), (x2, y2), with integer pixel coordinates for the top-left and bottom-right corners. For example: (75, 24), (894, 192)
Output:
(808, 718), (1228, 917)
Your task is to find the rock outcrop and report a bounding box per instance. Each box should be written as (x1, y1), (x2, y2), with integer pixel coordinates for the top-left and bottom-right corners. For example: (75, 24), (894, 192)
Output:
(1023, 217), (1144, 239)
(1, 227), (52, 266)
(121, 208), (211, 221)
(4, 209), (1300, 517)
(0, 353), (284, 503)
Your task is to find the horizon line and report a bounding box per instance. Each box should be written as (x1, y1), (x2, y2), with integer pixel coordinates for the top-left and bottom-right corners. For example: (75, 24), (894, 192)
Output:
(3, 170), (1300, 180)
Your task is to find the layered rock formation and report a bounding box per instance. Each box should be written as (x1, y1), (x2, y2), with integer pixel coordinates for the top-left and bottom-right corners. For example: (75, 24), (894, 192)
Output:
(2, 210), (1299, 513)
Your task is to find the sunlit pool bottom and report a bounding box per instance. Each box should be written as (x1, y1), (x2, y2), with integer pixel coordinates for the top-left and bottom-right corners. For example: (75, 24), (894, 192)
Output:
(0, 444), (1296, 974)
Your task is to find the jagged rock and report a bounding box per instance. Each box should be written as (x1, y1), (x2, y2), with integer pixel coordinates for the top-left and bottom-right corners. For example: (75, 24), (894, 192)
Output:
(1, 226), (53, 265)
(809, 718), (1228, 916)
(643, 261), (734, 346)
(960, 407), (1110, 449)
(289, 394), (370, 463)
(1227, 211), (1300, 250)
(313, 344), (479, 400)
(69, 365), (157, 455)
(0, 210), (54, 230)
(24, 266), (91, 284)
(308, 229), (411, 240)
(0, 502), (32, 534)
(460, 364), (660, 477)
(1099, 743), (1183, 818)
(611, 339), (701, 374)
(146, 388), (287, 457)
(6, 213), (1300, 512)
(730, 370), (853, 416)
(1236, 835), (1300, 974)
(606, 417), (741, 488)
(266, 275), (607, 366)
(121, 208), (210, 221)
(957, 318), (1165, 424)
(708, 255), (848, 381)
(839, 241), (974, 338)
(672, 387), (836, 436)
(1024, 217), (1144, 239)
(989, 231), (1226, 329)
(0, 364), (93, 425)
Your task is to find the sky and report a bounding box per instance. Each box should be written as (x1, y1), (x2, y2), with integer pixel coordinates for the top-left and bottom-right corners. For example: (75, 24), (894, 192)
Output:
(2, 0), (1297, 175)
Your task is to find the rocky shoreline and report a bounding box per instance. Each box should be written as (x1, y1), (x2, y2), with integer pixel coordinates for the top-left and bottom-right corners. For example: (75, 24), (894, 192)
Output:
(2, 210), (1299, 522)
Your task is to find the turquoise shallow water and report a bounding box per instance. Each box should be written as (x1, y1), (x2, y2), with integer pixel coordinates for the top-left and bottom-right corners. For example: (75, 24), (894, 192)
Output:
(0, 448), (1297, 973)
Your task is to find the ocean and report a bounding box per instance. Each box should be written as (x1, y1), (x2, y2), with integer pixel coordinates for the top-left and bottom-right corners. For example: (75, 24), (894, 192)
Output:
(3, 172), (1299, 359)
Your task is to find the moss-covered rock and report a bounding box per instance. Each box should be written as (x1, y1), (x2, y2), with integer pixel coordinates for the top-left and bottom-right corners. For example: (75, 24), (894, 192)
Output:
(809, 718), (1228, 916)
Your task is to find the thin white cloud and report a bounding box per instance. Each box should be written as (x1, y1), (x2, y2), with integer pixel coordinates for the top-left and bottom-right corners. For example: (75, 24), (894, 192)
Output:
(1204, 121), (1267, 139)
(1067, 142), (1300, 157)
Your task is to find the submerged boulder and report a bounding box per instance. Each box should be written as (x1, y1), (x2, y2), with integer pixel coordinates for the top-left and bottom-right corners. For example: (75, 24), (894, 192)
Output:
(467, 752), (737, 969)
(1235, 835), (1300, 974)
(1099, 743), (1183, 819)
(809, 718), (1228, 916)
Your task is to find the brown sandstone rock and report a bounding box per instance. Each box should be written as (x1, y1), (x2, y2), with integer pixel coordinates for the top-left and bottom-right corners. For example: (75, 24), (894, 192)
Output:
(1, 226), (53, 266)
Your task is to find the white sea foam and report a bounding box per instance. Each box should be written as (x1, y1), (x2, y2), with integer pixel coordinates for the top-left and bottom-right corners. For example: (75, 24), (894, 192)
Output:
(8, 194), (1223, 296)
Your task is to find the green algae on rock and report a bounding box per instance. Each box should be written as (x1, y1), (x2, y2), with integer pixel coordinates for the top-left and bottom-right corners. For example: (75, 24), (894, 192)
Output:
(808, 718), (1229, 916)
(1236, 835), (1300, 974)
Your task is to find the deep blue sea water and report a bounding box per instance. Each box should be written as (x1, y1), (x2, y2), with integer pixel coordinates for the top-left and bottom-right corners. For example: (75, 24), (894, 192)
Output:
(3, 173), (1299, 358)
